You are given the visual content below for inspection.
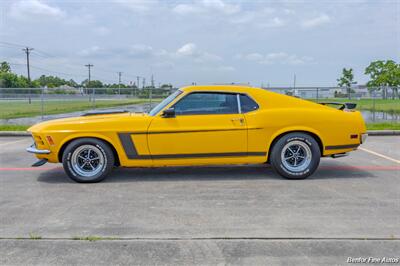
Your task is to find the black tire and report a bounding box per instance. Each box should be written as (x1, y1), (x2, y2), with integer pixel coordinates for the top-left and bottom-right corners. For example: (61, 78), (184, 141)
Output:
(270, 133), (320, 179)
(62, 138), (114, 183)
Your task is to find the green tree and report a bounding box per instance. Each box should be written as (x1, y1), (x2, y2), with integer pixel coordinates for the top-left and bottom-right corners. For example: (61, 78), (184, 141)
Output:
(0, 61), (11, 73)
(337, 68), (354, 99)
(365, 60), (400, 99)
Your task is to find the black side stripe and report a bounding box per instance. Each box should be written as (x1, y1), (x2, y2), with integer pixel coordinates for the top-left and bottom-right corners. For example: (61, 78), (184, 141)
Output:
(118, 133), (139, 159)
(117, 132), (266, 160)
(118, 127), (262, 135)
(151, 152), (266, 159)
(325, 144), (359, 150)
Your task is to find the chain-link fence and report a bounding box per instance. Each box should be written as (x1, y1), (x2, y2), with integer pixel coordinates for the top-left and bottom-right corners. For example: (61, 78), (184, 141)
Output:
(0, 87), (169, 125)
(0, 86), (399, 125)
(265, 86), (400, 124)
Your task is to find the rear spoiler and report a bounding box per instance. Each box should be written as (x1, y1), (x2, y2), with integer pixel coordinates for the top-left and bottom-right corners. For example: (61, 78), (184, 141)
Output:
(319, 102), (357, 110)
(82, 109), (129, 116)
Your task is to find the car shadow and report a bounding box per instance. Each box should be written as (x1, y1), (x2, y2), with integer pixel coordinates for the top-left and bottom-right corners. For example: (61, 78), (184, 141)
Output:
(37, 162), (375, 184)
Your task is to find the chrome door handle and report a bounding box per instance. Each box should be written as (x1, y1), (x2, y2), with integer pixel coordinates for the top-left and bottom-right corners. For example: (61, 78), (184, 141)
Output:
(231, 118), (244, 124)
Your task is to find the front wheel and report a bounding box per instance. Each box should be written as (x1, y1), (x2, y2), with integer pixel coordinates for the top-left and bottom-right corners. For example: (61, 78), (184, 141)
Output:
(62, 138), (115, 183)
(270, 133), (321, 179)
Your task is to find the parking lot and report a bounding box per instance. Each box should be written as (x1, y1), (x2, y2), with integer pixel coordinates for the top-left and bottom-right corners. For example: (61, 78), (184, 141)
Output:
(0, 136), (399, 265)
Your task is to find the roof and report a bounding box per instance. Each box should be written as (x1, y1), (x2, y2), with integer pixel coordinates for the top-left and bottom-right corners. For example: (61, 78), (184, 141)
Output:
(180, 85), (259, 93)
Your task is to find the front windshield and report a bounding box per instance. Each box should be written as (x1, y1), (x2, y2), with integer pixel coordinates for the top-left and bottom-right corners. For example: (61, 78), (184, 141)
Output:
(149, 90), (182, 116)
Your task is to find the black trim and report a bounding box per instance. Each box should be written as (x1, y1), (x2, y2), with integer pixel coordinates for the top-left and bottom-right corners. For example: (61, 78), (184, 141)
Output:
(319, 102), (357, 110)
(151, 152), (266, 159)
(119, 128), (262, 135)
(325, 144), (359, 150)
(118, 132), (266, 160)
(171, 91), (240, 116)
(118, 133), (139, 159)
(82, 110), (129, 116)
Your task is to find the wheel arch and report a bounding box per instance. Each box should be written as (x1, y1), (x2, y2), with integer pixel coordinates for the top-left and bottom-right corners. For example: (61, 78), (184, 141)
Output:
(267, 128), (324, 162)
(58, 135), (120, 166)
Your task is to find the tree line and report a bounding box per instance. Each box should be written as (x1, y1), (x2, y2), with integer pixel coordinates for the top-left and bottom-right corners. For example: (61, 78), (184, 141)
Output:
(0, 61), (165, 90)
(337, 60), (400, 99)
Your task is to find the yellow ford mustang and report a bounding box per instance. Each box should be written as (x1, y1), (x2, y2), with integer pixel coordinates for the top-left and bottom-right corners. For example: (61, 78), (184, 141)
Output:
(27, 85), (367, 182)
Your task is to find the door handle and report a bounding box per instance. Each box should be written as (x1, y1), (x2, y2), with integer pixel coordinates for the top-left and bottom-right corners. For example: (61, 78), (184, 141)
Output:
(231, 118), (245, 125)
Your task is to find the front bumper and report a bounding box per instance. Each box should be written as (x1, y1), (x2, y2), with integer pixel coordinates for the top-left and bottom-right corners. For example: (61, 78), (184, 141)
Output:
(360, 133), (368, 144)
(26, 144), (50, 154)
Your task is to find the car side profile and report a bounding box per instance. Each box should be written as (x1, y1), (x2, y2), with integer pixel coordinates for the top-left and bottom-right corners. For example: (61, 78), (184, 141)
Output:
(27, 85), (367, 182)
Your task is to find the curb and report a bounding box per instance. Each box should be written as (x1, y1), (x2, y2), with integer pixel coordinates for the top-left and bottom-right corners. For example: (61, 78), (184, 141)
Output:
(0, 130), (399, 137)
(366, 130), (400, 136)
(0, 131), (31, 136)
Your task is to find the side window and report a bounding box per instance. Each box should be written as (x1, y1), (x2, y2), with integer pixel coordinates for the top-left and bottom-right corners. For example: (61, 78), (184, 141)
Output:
(240, 94), (259, 113)
(174, 92), (239, 115)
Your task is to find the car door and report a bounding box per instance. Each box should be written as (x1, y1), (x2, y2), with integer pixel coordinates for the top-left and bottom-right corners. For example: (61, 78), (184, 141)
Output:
(147, 92), (247, 163)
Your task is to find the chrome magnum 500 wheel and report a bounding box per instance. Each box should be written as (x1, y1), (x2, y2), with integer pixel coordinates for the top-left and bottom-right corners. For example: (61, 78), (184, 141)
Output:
(62, 138), (114, 183)
(270, 133), (320, 179)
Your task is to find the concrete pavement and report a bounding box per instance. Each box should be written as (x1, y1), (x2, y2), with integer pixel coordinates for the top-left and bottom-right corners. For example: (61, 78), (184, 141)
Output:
(0, 136), (399, 265)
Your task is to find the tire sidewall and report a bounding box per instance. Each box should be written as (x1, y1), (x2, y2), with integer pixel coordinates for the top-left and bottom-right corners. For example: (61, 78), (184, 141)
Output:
(271, 133), (320, 179)
(62, 138), (114, 183)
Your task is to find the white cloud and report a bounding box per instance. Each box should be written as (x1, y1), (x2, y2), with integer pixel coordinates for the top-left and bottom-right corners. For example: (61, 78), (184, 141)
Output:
(114, 0), (157, 12)
(216, 66), (235, 72)
(257, 17), (285, 28)
(10, 0), (65, 20)
(239, 52), (314, 65)
(176, 43), (221, 63)
(301, 14), (331, 28)
(244, 53), (264, 61)
(78, 46), (106, 57)
(202, 0), (240, 15)
(172, 4), (202, 15)
(176, 43), (197, 56)
(172, 0), (240, 16)
(128, 44), (155, 58)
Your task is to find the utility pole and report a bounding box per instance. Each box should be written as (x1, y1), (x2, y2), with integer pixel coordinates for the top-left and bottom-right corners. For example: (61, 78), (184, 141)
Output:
(23, 47), (34, 104)
(117, 72), (122, 96)
(85, 64), (94, 106)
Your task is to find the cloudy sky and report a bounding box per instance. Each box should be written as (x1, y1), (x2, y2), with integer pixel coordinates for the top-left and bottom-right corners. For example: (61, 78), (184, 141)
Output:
(0, 0), (399, 87)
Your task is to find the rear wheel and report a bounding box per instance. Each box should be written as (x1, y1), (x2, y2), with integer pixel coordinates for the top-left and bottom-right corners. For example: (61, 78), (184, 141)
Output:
(270, 133), (320, 179)
(62, 138), (114, 183)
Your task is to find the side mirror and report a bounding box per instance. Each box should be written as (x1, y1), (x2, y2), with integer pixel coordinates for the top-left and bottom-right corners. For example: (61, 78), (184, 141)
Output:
(162, 108), (175, 118)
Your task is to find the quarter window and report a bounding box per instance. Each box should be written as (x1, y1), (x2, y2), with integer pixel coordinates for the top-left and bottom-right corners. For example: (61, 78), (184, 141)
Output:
(239, 94), (259, 113)
(174, 92), (239, 115)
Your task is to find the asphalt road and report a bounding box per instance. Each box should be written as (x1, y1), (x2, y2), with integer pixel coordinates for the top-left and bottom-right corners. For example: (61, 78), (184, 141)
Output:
(0, 136), (399, 265)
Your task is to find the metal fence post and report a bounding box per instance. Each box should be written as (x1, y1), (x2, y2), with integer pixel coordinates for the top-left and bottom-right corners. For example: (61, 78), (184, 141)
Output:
(41, 87), (44, 120)
(316, 88), (319, 102)
(92, 88), (95, 109)
(372, 89), (376, 122)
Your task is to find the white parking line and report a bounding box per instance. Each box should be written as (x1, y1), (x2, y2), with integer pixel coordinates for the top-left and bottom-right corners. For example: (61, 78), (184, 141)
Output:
(359, 147), (400, 164)
(0, 139), (29, 147)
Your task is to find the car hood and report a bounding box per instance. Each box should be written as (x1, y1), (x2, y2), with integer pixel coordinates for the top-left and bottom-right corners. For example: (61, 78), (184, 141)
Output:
(28, 112), (152, 133)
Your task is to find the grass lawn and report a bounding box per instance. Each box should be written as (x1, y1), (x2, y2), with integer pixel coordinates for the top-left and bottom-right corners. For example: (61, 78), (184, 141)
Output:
(365, 123), (400, 130)
(0, 123), (398, 131)
(0, 99), (160, 119)
(0, 124), (30, 131)
(312, 98), (400, 113)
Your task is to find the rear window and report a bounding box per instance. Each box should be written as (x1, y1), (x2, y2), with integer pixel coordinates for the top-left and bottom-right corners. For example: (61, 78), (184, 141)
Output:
(240, 94), (259, 113)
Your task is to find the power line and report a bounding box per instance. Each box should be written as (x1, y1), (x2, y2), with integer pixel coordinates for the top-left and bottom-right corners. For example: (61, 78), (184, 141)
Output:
(2, 42), (161, 87)
(29, 65), (86, 78)
(0, 41), (27, 48)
